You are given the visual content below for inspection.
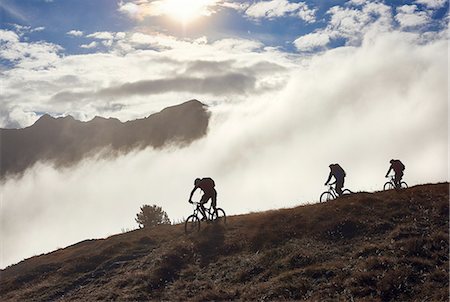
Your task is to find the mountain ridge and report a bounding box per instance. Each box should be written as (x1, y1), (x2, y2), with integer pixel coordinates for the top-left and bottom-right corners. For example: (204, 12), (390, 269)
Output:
(0, 183), (448, 301)
(0, 100), (210, 179)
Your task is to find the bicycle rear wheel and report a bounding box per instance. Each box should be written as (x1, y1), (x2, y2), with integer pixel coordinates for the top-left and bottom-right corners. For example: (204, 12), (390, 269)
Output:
(212, 208), (226, 224)
(320, 191), (334, 203)
(401, 181), (408, 189)
(185, 215), (200, 234)
(383, 182), (394, 191)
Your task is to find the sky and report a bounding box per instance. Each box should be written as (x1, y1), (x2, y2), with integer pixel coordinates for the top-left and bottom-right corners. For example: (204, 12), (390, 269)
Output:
(0, 0), (448, 268)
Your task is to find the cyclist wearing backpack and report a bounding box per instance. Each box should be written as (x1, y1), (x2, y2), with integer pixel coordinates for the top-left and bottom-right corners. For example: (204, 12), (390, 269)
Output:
(189, 177), (217, 221)
(325, 163), (346, 196)
(385, 159), (405, 189)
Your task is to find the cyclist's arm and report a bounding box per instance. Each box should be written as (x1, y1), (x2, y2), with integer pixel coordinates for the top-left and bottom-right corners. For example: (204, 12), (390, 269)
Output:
(385, 165), (392, 177)
(324, 172), (333, 185)
(188, 186), (198, 202)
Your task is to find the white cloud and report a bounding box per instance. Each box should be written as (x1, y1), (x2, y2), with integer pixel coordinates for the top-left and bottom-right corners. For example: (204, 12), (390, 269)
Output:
(297, 2), (316, 23)
(1, 28), (447, 269)
(80, 41), (98, 49)
(0, 30), (20, 43)
(86, 31), (115, 40)
(0, 30), (62, 68)
(415, 0), (448, 9)
(10, 24), (45, 36)
(395, 5), (431, 28)
(293, 32), (330, 51)
(67, 30), (83, 37)
(347, 0), (365, 5)
(118, 1), (140, 16)
(328, 3), (393, 41)
(293, 2), (393, 51)
(31, 26), (45, 32)
(246, 0), (300, 18)
(84, 31), (127, 49)
(245, 0), (316, 22)
(220, 1), (249, 11)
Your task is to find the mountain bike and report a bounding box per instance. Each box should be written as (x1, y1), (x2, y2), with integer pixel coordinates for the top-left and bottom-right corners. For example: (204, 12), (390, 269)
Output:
(319, 183), (353, 202)
(185, 202), (226, 234)
(383, 175), (408, 190)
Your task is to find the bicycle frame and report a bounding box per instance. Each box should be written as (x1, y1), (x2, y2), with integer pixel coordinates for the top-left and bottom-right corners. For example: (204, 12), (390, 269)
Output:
(320, 182), (352, 202)
(387, 175), (397, 185)
(191, 202), (216, 221)
(326, 184), (339, 198)
(384, 174), (407, 190)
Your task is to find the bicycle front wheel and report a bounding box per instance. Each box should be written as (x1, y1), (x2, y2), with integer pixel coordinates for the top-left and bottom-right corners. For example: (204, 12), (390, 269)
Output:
(320, 191), (334, 203)
(212, 208), (226, 224)
(383, 182), (394, 191)
(185, 215), (200, 234)
(401, 182), (408, 189)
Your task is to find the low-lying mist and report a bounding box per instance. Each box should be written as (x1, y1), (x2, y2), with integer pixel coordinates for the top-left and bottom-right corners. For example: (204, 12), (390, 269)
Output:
(1, 30), (447, 268)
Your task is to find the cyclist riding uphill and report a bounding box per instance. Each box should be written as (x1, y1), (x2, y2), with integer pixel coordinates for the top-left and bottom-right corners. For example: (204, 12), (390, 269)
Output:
(189, 177), (217, 221)
(385, 159), (405, 189)
(325, 164), (346, 196)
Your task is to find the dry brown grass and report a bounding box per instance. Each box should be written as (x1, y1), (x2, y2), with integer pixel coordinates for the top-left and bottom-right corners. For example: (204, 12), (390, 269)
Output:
(0, 183), (448, 301)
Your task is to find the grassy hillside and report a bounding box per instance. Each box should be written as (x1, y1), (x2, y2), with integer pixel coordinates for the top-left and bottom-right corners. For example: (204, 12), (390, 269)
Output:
(1, 183), (448, 301)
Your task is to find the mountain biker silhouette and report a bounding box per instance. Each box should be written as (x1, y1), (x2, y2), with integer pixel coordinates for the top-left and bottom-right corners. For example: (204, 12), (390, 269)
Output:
(385, 159), (405, 189)
(189, 177), (217, 221)
(325, 163), (346, 196)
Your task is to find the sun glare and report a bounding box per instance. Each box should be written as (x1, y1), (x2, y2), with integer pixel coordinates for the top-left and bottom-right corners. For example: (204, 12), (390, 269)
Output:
(160, 0), (213, 24)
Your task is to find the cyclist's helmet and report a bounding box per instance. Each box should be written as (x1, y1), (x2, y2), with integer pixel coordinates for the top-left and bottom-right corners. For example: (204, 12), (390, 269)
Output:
(194, 178), (201, 186)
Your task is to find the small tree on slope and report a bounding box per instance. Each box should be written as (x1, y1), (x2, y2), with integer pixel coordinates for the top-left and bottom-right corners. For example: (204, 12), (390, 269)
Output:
(135, 204), (171, 228)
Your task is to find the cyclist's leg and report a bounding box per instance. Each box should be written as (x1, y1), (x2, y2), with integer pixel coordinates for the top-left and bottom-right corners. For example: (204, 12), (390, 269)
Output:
(394, 172), (401, 188)
(199, 194), (208, 220)
(211, 189), (217, 211)
(336, 178), (344, 196)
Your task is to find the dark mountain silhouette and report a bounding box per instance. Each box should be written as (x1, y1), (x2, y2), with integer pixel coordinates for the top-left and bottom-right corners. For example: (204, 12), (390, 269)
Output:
(0, 183), (448, 301)
(0, 100), (209, 179)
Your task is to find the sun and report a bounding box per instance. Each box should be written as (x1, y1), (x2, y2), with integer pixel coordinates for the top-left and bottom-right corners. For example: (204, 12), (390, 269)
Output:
(160, 0), (214, 24)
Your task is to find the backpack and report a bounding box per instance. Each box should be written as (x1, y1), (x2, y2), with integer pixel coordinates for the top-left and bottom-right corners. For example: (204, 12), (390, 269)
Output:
(334, 164), (346, 178)
(393, 160), (405, 172)
(201, 177), (215, 189)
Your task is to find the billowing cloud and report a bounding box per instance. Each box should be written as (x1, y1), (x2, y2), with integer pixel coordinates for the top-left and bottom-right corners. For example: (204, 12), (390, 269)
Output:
(294, 32), (331, 52)
(1, 27), (447, 269)
(327, 2), (393, 42)
(415, 0), (448, 9)
(0, 29), (62, 69)
(292, 0), (444, 52)
(395, 5), (431, 28)
(245, 0), (316, 23)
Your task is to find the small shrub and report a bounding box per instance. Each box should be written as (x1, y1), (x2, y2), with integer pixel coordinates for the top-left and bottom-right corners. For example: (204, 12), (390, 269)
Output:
(135, 204), (171, 228)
